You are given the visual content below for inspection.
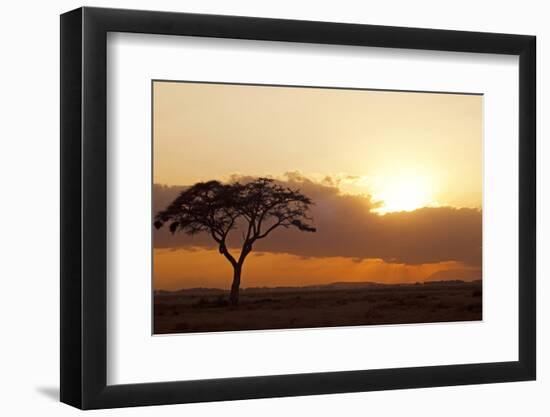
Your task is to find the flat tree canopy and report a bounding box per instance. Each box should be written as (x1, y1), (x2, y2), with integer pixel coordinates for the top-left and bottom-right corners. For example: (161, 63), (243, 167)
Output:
(154, 178), (316, 305)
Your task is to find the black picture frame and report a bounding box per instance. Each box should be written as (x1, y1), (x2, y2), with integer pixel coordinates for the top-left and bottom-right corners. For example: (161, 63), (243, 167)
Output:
(60, 6), (536, 410)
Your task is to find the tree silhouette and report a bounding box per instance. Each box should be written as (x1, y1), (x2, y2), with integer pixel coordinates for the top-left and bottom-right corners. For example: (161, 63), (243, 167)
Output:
(154, 178), (316, 305)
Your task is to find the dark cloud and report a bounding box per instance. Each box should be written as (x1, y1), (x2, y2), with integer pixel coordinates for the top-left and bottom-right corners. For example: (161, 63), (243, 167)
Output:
(153, 175), (481, 267)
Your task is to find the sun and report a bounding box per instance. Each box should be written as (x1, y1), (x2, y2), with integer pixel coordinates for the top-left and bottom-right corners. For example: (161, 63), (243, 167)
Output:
(372, 176), (435, 214)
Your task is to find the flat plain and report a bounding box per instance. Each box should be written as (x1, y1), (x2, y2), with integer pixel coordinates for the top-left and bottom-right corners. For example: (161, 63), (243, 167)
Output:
(153, 280), (482, 334)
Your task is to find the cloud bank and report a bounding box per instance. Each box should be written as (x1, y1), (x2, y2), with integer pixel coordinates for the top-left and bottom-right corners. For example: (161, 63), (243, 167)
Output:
(153, 174), (481, 267)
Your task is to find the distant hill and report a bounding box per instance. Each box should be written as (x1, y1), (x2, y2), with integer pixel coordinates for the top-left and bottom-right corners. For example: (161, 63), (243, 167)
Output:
(155, 279), (480, 295)
(426, 268), (481, 282)
(424, 279), (466, 285)
(155, 287), (225, 296)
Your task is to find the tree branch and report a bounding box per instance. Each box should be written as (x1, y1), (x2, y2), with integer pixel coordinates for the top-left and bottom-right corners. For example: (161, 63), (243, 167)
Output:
(219, 241), (238, 268)
(255, 220), (283, 240)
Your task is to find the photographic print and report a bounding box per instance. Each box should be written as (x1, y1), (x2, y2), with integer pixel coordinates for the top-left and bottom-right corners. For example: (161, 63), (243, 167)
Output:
(152, 81), (483, 334)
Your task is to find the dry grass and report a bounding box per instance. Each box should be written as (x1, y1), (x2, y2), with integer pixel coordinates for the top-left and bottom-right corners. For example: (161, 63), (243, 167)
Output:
(154, 281), (482, 334)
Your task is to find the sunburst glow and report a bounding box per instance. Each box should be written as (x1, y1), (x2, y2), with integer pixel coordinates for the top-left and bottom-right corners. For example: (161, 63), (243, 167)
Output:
(372, 176), (435, 214)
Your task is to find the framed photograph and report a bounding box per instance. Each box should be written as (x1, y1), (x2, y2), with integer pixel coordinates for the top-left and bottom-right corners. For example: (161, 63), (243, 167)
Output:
(60, 7), (536, 409)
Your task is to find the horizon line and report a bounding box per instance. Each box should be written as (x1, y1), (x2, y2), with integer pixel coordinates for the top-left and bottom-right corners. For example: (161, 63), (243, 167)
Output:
(154, 278), (482, 293)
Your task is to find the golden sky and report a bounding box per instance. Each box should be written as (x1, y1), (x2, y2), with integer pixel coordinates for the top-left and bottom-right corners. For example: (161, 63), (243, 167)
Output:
(153, 81), (482, 290)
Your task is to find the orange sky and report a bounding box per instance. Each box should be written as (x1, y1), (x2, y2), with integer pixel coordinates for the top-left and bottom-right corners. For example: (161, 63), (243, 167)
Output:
(152, 81), (482, 290)
(154, 248), (481, 291)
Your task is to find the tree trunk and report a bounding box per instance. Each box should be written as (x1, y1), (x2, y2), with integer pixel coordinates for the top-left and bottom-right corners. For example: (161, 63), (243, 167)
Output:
(229, 265), (242, 306)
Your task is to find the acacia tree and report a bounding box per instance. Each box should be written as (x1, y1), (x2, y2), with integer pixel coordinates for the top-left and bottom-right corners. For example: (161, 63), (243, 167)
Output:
(154, 178), (316, 305)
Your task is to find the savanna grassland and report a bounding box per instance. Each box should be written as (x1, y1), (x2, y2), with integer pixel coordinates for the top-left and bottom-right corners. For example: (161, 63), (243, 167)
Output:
(153, 280), (482, 334)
